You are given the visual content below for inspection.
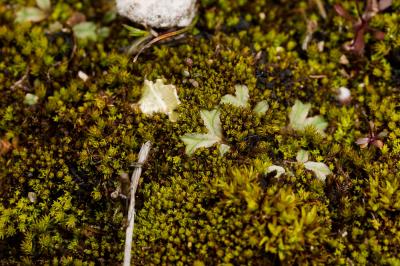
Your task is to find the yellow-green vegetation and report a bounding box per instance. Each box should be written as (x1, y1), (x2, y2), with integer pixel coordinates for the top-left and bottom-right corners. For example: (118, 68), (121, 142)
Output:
(1, 0), (400, 264)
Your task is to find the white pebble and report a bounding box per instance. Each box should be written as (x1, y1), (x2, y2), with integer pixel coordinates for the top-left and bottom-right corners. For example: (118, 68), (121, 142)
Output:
(28, 192), (37, 203)
(337, 87), (351, 104)
(78, 71), (89, 82)
(116, 0), (197, 28)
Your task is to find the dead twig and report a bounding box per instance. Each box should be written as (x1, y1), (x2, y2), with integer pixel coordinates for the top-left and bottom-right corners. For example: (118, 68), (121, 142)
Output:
(312, 0), (327, 19)
(123, 141), (152, 266)
(11, 67), (29, 90)
(133, 16), (199, 62)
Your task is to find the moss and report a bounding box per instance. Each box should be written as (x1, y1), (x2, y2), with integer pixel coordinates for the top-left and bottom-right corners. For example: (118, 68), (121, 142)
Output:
(1, 0), (400, 264)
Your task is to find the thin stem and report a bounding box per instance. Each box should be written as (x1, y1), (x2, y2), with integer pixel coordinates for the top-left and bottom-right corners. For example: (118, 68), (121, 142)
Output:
(133, 16), (199, 62)
(123, 141), (152, 266)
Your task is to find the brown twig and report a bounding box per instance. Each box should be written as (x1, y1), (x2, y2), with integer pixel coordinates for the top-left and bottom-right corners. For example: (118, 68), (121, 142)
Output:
(10, 67), (29, 90)
(133, 16), (199, 62)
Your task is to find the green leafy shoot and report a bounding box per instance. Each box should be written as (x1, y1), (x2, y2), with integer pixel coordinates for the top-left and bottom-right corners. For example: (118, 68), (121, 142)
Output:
(181, 109), (229, 156)
(138, 79), (181, 122)
(296, 149), (309, 163)
(219, 144), (231, 156)
(220, 85), (249, 108)
(303, 162), (332, 182)
(253, 100), (269, 115)
(123, 24), (149, 37)
(200, 109), (223, 138)
(24, 93), (39, 106)
(289, 100), (328, 135)
(73, 22), (98, 41)
(15, 0), (51, 23)
(36, 0), (51, 11)
(296, 150), (332, 182)
(16, 7), (47, 23)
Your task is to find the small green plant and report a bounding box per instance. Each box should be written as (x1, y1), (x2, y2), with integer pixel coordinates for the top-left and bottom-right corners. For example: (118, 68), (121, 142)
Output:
(334, 0), (393, 54)
(123, 24), (149, 38)
(181, 109), (230, 156)
(220, 84), (269, 115)
(15, 0), (51, 23)
(296, 149), (332, 182)
(220, 84), (250, 108)
(289, 100), (327, 135)
(181, 84), (270, 156)
(72, 22), (97, 40)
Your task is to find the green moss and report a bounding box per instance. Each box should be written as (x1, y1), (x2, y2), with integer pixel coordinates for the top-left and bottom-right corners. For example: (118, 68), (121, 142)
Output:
(1, 0), (400, 264)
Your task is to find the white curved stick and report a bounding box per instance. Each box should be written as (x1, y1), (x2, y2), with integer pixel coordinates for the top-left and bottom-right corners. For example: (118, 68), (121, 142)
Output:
(123, 141), (152, 266)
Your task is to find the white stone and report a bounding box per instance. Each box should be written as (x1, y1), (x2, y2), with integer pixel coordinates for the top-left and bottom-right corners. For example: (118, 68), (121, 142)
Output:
(78, 71), (89, 82)
(116, 0), (197, 28)
(337, 87), (351, 104)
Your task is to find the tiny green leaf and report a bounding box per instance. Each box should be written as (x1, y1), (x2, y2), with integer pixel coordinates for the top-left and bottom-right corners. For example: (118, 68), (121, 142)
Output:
(289, 100), (327, 134)
(289, 100), (311, 127)
(220, 84), (249, 107)
(304, 161), (332, 182)
(123, 24), (149, 37)
(97, 27), (110, 39)
(36, 0), (51, 11)
(304, 206), (317, 225)
(24, 93), (39, 105)
(138, 79), (181, 122)
(304, 116), (328, 134)
(181, 109), (228, 155)
(28, 192), (37, 203)
(200, 109), (222, 138)
(181, 134), (221, 155)
(104, 10), (117, 23)
(253, 100), (269, 115)
(16, 7), (47, 23)
(219, 144), (230, 156)
(296, 149), (309, 163)
(73, 22), (98, 41)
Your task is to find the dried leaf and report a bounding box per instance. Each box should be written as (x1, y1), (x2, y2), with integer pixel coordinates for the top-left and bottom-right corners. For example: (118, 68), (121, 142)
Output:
(356, 137), (370, 148)
(334, 4), (354, 21)
(0, 139), (12, 155)
(348, 26), (367, 54)
(373, 30), (385, 40)
(372, 139), (384, 149)
(355, 138), (370, 145)
(138, 79), (181, 122)
(364, 0), (380, 19)
(313, 0), (327, 19)
(379, 0), (393, 11)
(66, 12), (86, 27)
